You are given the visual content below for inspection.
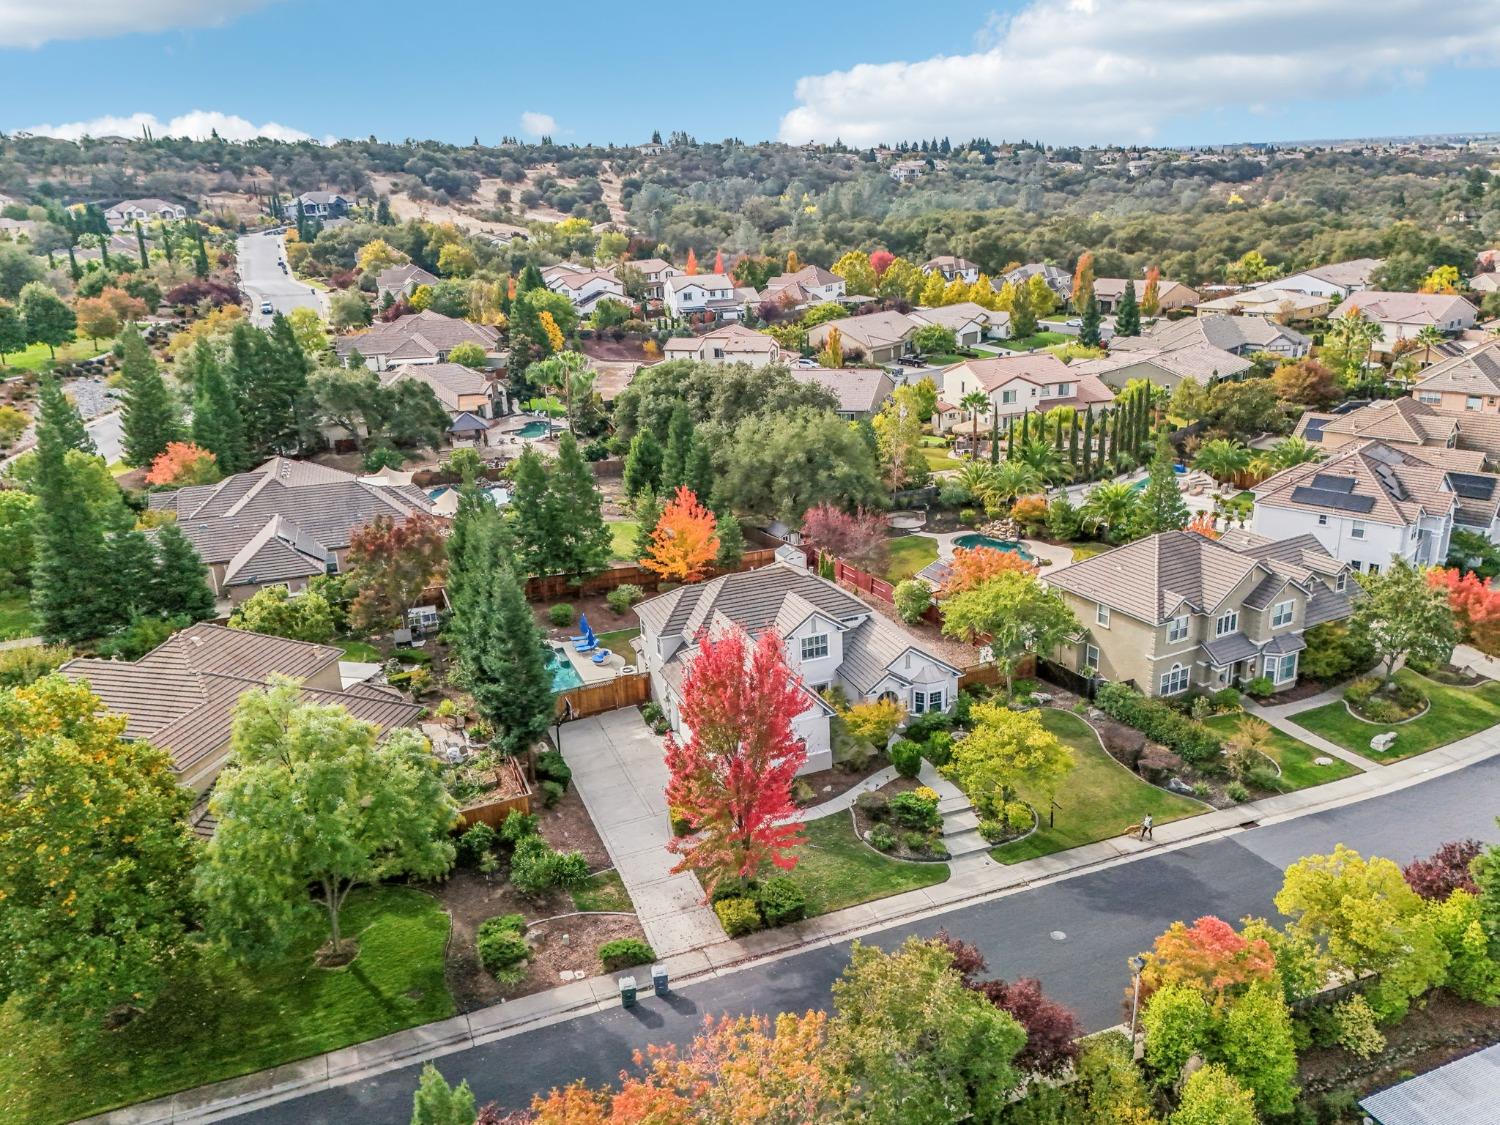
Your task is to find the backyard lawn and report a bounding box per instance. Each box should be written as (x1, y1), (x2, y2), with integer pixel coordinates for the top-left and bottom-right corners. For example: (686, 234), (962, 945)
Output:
(337, 640), (382, 663)
(997, 331), (1070, 352)
(922, 444), (964, 473)
(2, 335), (116, 373)
(1202, 714), (1360, 791)
(884, 535), (939, 582)
(0, 886), (452, 1125)
(991, 709), (1205, 864)
(1292, 669), (1500, 763)
(785, 813), (948, 916)
(1069, 542), (1111, 562)
(0, 593), (39, 641)
(607, 520), (639, 562)
(596, 628), (640, 663)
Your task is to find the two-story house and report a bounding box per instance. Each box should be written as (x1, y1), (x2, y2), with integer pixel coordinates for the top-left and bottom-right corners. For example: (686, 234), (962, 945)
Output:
(936, 354), (1114, 432)
(296, 191), (352, 219)
(1003, 262), (1072, 303)
(1095, 278), (1199, 314)
(1251, 440), (1479, 571)
(1412, 338), (1500, 413)
(661, 323), (782, 366)
(764, 265), (848, 306)
(380, 361), (509, 428)
(1267, 258), (1383, 300)
(376, 263), (439, 303)
(1330, 292), (1479, 356)
(921, 255), (981, 284)
(104, 197), (188, 229)
(1045, 529), (1356, 697)
(634, 559), (961, 773)
(625, 257), (679, 301)
(542, 265), (627, 313)
(664, 273), (744, 320)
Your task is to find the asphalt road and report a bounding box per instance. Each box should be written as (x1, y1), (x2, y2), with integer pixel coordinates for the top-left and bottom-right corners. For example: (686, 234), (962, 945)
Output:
(237, 230), (324, 327)
(85, 409), (123, 464)
(242, 755), (1500, 1123)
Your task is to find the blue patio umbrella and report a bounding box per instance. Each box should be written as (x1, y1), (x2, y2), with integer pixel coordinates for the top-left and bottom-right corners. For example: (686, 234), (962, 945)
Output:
(578, 612), (591, 637)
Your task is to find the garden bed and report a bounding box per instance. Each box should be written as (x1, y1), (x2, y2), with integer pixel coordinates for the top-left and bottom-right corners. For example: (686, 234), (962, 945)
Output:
(850, 777), (948, 861)
(794, 755), (891, 807)
(1343, 675), (1429, 724)
(783, 811), (948, 916)
(1201, 714), (1360, 792)
(1294, 669), (1500, 763)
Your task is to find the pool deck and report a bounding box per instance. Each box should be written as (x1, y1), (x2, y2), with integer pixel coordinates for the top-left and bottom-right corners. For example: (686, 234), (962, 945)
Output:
(930, 531), (1073, 570)
(554, 640), (631, 688)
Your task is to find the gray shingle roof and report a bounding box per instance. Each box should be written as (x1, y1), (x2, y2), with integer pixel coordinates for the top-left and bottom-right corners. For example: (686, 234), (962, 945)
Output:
(1202, 633), (1259, 667)
(1046, 531), (1260, 624)
(1360, 1040), (1500, 1125)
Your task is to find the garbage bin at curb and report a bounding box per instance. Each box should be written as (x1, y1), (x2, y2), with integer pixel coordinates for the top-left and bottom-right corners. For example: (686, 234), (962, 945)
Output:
(618, 975), (638, 1008)
(652, 964), (669, 996)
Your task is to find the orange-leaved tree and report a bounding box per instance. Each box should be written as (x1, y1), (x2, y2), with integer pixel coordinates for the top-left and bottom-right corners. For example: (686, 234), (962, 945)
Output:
(643, 486), (719, 582)
(937, 545), (1036, 599)
(1136, 915), (1276, 1012)
(712, 249), (725, 274)
(146, 441), (220, 486)
(1187, 512), (1220, 539)
(684, 247), (699, 276)
(665, 627), (807, 894)
(1428, 567), (1500, 656)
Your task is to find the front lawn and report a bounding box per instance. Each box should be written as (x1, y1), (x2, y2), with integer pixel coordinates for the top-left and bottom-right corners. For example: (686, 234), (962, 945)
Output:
(1202, 714), (1360, 790)
(884, 534), (939, 582)
(784, 812), (948, 916)
(0, 593), (39, 641)
(0, 886), (452, 1125)
(572, 869), (633, 913)
(1292, 669), (1500, 763)
(991, 709), (1205, 864)
(607, 520), (639, 562)
(596, 627), (640, 663)
(997, 331), (1070, 352)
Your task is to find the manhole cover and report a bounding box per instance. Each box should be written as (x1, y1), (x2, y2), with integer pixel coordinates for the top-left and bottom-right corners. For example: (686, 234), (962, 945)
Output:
(1050, 931), (1067, 941)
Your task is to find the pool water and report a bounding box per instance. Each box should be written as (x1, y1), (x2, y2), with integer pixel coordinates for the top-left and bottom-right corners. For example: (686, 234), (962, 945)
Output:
(545, 646), (583, 693)
(516, 420), (557, 439)
(952, 533), (1034, 561)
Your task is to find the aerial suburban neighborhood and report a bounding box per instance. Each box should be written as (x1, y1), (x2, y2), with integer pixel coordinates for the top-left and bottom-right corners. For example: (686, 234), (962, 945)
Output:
(8, 8), (1500, 1125)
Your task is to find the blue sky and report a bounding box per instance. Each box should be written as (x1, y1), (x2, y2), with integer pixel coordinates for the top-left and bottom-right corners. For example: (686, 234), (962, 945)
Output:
(5, 0), (1500, 148)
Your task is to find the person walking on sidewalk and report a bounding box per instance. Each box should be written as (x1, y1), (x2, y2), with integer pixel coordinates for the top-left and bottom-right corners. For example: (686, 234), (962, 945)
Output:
(1141, 814), (1154, 841)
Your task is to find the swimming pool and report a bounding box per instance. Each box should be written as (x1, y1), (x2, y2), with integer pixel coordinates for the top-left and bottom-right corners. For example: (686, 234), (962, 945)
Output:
(516, 420), (558, 439)
(952, 534), (1034, 561)
(545, 645), (583, 693)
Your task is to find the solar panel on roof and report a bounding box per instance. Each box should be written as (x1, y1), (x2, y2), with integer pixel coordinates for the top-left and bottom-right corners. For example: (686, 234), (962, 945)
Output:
(1290, 486), (1376, 513)
(1449, 472), (1498, 500)
(1373, 463), (1409, 501)
(1310, 473), (1356, 493)
(1302, 418), (1327, 442)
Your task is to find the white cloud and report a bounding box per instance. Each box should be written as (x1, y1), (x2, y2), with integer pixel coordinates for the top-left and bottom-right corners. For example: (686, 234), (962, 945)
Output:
(0, 0), (275, 48)
(780, 0), (1500, 146)
(22, 110), (313, 143)
(520, 112), (557, 137)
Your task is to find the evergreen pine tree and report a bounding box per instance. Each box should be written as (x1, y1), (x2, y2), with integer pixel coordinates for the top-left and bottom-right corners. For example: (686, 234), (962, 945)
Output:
(1079, 290), (1102, 348)
(135, 221), (149, 269)
(119, 323), (182, 468)
(1053, 410), (1064, 451)
(151, 522), (217, 621)
(990, 404), (1000, 465)
(713, 499), (744, 570)
(544, 433), (612, 581)
(193, 226), (210, 278)
(107, 530), (161, 620)
(632, 490), (663, 563)
(35, 376), (95, 455)
(1134, 434), (1190, 537)
(231, 317), (309, 458)
(1005, 414), (1016, 459)
(1068, 411), (1080, 471)
(518, 264), (545, 293)
(1115, 280), (1141, 336)
(623, 430), (663, 497)
(660, 405), (694, 491)
(508, 446), (551, 578)
(1081, 406), (1095, 479)
(189, 339), (247, 473)
(688, 441), (715, 501)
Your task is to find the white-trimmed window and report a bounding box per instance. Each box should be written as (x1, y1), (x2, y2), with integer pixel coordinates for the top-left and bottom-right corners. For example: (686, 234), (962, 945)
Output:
(1167, 615), (1189, 643)
(1351, 520), (1366, 540)
(1084, 643), (1100, 672)
(1317, 513), (1328, 526)
(1264, 652), (1298, 684)
(1368, 562), (1381, 575)
(1419, 391), (1442, 404)
(1469, 396), (1484, 411)
(1002, 389), (1017, 404)
(800, 633), (829, 660)
(1096, 605), (1111, 628)
(1159, 663), (1191, 695)
(912, 688), (945, 714)
(1336, 571), (1348, 592)
(1271, 600), (1294, 627)
(1215, 610), (1239, 637)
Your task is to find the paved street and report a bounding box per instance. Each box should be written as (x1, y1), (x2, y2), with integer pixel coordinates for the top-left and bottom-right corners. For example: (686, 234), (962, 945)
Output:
(86, 409), (123, 464)
(238, 751), (1500, 1124)
(236, 230), (324, 327)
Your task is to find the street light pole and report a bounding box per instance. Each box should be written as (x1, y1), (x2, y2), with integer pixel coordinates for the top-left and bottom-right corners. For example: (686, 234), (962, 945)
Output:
(1128, 955), (1146, 1057)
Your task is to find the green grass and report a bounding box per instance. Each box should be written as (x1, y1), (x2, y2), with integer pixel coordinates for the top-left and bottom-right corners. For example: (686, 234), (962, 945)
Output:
(0, 886), (452, 1125)
(884, 534), (939, 582)
(922, 444), (965, 472)
(0, 593), (39, 641)
(337, 640), (382, 663)
(1292, 669), (1500, 763)
(596, 627), (640, 663)
(2, 335), (116, 373)
(997, 331), (1070, 352)
(784, 813), (948, 916)
(1069, 542), (1111, 562)
(572, 869), (633, 913)
(607, 520), (639, 562)
(1202, 713), (1360, 790)
(991, 709), (1205, 864)
(922, 352), (972, 367)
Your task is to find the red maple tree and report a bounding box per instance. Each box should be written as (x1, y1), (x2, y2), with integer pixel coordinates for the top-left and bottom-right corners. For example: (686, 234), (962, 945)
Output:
(800, 503), (889, 572)
(1403, 839), (1483, 901)
(346, 513), (446, 631)
(869, 249), (894, 277)
(643, 486), (719, 582)
(1428, 567), (1500, 655)
(1137, 915), (1276, 1010)
(664, 627), (807, 894)
(936, 545), (1036, 598)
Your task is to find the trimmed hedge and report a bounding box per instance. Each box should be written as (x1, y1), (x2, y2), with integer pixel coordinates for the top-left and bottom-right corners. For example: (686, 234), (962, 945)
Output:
(599, 938), (656, 971)
(755, 875), (808, 927)
(890, 738), (923, 778)
(714, 896), (763, 937)
(1094, 682), (1223, 765)
(476, 914), (530, 976)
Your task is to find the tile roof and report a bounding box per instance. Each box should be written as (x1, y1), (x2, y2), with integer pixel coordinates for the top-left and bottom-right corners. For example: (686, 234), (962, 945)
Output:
(1045, 530), (1262, 623)
(380, 362), (493, 411)
(1332, 291), (1478, 326)
(334, 311), (501, 363)
(1414, 337), (1500, 396)
(1071, 341), (1250, 384)
(813, 310), (917, 350)
(767, 265), (842, 290)
(375, 263), (438, 292)
(1292, 397), (1461, 448)
(789, 367), (896, 414)
(1294, 258), (1383, 289)
(909, 302), (998, 332)
(1255, 440), (1458, 527)
(1131, 314), (1311, 355)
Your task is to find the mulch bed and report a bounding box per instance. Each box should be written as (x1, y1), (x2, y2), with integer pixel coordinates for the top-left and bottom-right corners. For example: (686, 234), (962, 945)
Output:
(796, 756), (891, 807)
(1271, 678), (1340, 705)
(850, 776), (947, 861)
(536, 784), (613, 870)
(531, 597), (640, 643)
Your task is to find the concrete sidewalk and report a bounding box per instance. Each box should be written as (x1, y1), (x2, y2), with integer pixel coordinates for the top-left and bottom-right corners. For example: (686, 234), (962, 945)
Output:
(560, 710), (721, 957)
(89, 711), (1500, 1124)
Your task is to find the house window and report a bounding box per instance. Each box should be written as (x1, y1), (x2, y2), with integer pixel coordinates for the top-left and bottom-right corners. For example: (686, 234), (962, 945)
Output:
(1096, 605), (1111, 628)
(1159, 664), (1191, 696)
(1002, 389), (1017, 404)
(1336, 571), (1348, 592)
(1084, 644), (1100, 672)
(1167, 615), (1189, 643)
(1468, 396), (1484, 411)
(800, 634), (829, 660)
(1264, 653), (1298, 684)
(912, 689), (945, 714)
(1367, 562), (1380, 575)
(1350, 520), (1366, 540)
(1215, 610), (1239, 637)
(1419, 392), (1442, 404)
(1271, 600), (1294, 627)
(1317, 514), (1328, 526)
(1055, 383), (1072, 397)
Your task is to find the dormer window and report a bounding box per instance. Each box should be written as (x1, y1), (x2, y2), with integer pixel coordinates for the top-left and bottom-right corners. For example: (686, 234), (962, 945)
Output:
(800, 633), (829, 660)
(1336, 571), (1347, 592)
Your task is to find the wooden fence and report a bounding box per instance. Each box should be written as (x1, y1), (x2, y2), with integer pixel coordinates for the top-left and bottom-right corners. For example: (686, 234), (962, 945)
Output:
(524, 549), (778, 602)
(831, 556), (945, 627)
(555, 671), (652, 719)
(454, 758), (533, 829)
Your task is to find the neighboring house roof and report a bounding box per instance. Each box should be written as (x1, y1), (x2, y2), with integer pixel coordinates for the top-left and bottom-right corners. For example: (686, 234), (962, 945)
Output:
(922, 255), (979, 274)
(814, 310), (918, 351)
(1094, 278), (1199, 305)
(1002, 262), (1071, 294)
(380, 362), (493, 412)
(666, 272), (736, 293)
(790, 367), (896, 415)
(447, 411), (490, 434)
(545, 267), (622, 293)
(334, 310), (502, 363)
(1414, 337), (1500, 396)
(1294, 396), (1461, 449)
(661, 323), (779, 359)
(1331, 291), (1478, 326)
(909, 302), (1001, 334)
(1359, 1040), (1500, 1125)
(1470, 274), (1500, 293)
(375, 263), (438, 292)
(1254, 440), (1459, 528)
(1132, 313), (1311, 355)
(1071, 341), (1251, 384)
(1047, 530), (1263, 624)
(107, 197), (183, 215)
(627, 257), (674, 277)
(1195, 288), (1329, 317)
(1285, 258), (1384, 291)
(767, 265), (842, 291)
(948, 354), (1115, 407)
(297, 191), (348, 205)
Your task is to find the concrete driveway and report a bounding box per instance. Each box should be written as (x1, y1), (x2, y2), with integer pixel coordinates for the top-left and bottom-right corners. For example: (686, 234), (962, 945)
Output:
(237, 230), (325, 327)
(559, 709), (722, 956)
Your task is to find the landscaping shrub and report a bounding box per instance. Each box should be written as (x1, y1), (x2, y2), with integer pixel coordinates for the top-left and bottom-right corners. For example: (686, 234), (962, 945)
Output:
(959, 507), (979, 525)
(854, 791), (889, 821)
(867, 824), (896, 851)
(0, 644), (71, 688)
(598, 938), (655, 972)
(1345, 675), (1426, 722)
(1300, 620), (1376, 682)
(456, 822), (498, 866)
(902, 830), (932, 853)
(393, 647), (432, 665)
(755, 875), (809, 927)
(890, 738), (922, 778)
(94, 615), (184, 662)
(1212, 688), (1243, 713)
(535, 749), (572, 791)
(1002, 801), (1033, 833)
(1226, 782), (1250, 803)
(889, 790), (941, 831)
(548, 603), (574, 627)
(714, 896), (763, 937)
(924, 730), (954, 767)
(606, 584), (644, 614)
(1095, 682), (1223, 765)
(476, 914), (530, 978)
(498, 810), (538, 844)
(978, 818), (1009, 843)
(1137, 745), (1185, 786)
(843, 697), (904, 745)
(1243, 675), (1275, 700)
(540, 779), (565, 807)
(509, 837), (589, 895)
(893, 579), (931, 624)
(1189, 695), (1213, 721)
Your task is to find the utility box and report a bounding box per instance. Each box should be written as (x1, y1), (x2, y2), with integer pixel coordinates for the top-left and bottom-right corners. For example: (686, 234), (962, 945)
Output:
(618, 976), (637, 1008)
(651, 964), (669, 996)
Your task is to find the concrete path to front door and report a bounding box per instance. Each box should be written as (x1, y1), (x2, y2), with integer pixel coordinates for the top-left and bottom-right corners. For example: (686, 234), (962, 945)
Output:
(559, 710), (723, 957)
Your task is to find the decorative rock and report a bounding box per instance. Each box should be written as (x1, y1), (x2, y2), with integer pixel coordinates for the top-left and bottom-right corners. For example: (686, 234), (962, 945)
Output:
(1313, 756), (1334, 766)
(1166, 777), (1197, 797)
(1370, 732), (1398, 753)
(1033, 692), (1053, 704)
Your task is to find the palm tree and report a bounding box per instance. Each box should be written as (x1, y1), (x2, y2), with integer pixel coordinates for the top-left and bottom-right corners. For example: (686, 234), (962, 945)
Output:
(1415, 324), (1445, 368)
(956, 461), (1000, 506)
(1192, 438), (1252, 485)
(1015, 437), (1074, 484)
(1081, 481), (1140, 543)
(960, 390), (990, 459)
(1249, 436), (1322, 477)
(989, 460), (1044, 507)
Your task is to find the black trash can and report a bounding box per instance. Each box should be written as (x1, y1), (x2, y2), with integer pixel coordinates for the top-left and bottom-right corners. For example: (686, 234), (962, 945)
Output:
(652, 964), (669, 996)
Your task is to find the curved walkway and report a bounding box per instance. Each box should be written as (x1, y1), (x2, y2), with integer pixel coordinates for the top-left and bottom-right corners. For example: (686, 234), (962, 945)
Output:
(1244, 688), (1375, 773)
(787, 766), (897, 823)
